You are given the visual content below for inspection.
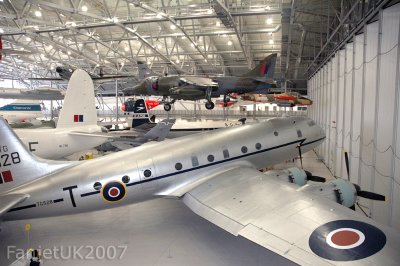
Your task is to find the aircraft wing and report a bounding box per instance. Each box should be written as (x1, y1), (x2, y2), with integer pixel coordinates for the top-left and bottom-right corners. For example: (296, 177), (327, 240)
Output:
(0, 87), (65, 100)
(180, 76), (218, 87)
(182, 167), (400, 265)
(68, 131), (114, 139)
(0, 194), (29, 217)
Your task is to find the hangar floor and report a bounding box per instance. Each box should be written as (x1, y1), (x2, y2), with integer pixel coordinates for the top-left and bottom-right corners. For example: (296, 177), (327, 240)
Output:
(0, 151), (333, 266)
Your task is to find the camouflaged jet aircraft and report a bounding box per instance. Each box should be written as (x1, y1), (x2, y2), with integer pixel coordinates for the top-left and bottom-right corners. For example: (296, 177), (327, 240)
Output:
(1, 116), (399, 265)
(125, 54), (277, 111)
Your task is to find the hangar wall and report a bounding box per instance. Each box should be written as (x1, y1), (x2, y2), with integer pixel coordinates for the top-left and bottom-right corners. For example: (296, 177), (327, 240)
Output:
(308, 3), (400, 229)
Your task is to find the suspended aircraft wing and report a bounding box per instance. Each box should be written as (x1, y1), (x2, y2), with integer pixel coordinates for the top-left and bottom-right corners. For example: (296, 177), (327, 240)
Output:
(0, 194), (30, 217)
(180, 76), (218, 87)
(0, 87), (65, 100)
(182, 167), (400, 265)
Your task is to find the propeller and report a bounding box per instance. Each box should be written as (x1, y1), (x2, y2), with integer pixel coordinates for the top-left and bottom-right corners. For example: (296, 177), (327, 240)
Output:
(344, 151), (386, 202)
(305, 170), (326, 183)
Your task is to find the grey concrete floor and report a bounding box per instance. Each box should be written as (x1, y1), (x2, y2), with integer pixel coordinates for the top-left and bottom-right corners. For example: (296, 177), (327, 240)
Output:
(0, 151), (330, 266)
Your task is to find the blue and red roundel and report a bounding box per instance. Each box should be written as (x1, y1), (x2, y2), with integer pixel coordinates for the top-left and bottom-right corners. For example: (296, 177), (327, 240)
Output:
(309, 220), (386, 261)
(101, 181), (127, 202)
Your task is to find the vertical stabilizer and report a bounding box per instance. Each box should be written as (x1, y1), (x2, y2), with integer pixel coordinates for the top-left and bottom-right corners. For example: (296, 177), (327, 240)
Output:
(242, 53), (277, 79)
(138, 61), (159, 79)
(131, 99), (153, 128)
(57, 69), (97, 129)
(0, 118), (72, 193)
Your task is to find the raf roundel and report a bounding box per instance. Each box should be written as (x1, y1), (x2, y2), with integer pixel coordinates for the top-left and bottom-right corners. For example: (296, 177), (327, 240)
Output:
(309, 220), (386, 261)
(101, 181), (127, 202)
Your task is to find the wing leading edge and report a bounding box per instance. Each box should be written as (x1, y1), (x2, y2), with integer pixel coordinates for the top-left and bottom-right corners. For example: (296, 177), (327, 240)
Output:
(182, 167), (400, 265)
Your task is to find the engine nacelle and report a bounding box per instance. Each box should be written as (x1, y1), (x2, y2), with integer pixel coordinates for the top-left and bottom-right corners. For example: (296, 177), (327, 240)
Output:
(299, 179), (357, 208)
(267, 167), (308, 186)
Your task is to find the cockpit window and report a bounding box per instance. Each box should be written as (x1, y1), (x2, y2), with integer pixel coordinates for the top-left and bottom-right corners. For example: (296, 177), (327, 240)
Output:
(307, 120), (316, 127)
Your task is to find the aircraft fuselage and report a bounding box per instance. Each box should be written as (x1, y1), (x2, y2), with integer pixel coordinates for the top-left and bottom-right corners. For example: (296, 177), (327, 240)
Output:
(3, 117), (325, 221)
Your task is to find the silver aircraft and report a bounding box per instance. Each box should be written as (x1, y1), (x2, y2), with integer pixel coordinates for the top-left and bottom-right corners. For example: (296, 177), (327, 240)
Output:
(1, 116), (399, 265)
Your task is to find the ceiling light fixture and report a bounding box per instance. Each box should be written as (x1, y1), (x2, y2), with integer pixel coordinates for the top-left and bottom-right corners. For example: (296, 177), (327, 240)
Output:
(227, 40), (233, 46)
(0, 28), (4, 33)
(266, 18), (273, 25)
(176, 59), (180, 63)
(81, 5), (88, 12)
(216, 21), (220, 27)
(170, 24), (176, 30)
(67, 51), (71, 55)
(269, 39), (274, 44)
(34, 10), (42, 17)
(26, 36), (32, 41)
(124, 46), (129, 52)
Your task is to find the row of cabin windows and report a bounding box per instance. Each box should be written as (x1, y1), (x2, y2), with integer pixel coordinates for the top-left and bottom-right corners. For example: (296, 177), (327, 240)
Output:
(179, 142), (263, 171)
(93, 141), (268, 190)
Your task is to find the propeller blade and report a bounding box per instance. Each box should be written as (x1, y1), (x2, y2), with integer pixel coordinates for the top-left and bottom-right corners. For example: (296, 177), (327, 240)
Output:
(297, 145), (303, 169)
(307, 175), (326, 182)
(357, 191), (386, 201)
(344, 151), (350, 181)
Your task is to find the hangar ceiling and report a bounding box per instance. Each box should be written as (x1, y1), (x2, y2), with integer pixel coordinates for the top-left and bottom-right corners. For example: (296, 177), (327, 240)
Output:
(0, 0), (396, 91)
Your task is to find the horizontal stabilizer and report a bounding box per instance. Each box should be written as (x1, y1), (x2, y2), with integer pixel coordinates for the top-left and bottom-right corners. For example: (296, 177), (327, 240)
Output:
(0, 194), (29, 217)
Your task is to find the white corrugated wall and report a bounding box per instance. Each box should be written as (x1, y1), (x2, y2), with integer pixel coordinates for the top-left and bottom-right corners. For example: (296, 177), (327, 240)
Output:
(308, 3), (400, 230)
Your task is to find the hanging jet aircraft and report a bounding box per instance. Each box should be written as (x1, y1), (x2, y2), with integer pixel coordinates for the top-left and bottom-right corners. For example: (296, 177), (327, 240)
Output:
(124, 54), (277, 111)
(242, 92), (313, 107)
(0, 100), (43, 124)
(13, 69), (111, 159)
(1, 115), (399, 265)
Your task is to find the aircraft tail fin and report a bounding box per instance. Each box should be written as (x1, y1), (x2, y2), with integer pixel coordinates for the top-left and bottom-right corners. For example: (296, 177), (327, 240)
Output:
(142, 119), (175, 141)
(131, 99), (154, 128)
(0, 118), (72, 194)
(57, 69), (98, 129)
(138, 61), (158, 79)
(242, 53), (277, 79)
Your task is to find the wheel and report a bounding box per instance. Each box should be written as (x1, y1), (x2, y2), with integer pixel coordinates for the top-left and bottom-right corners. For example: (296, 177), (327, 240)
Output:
(164, 103), (172, 111)
(205, 101), (215, 110)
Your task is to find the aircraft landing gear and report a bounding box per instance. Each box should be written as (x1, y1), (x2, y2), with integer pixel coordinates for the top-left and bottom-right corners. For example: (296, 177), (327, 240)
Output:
(164, 103), (172, 111)
(205, 101), (215, 110)
(162, 97), (175, 112)
(223, 94), (230, 107)
(205, 87), (215, 110)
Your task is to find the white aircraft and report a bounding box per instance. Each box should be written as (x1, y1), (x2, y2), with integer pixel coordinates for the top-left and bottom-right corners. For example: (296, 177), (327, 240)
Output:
(1, 114), (399, 265)
(13, 70), (110, 159)
(0, 100), (43, 124)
